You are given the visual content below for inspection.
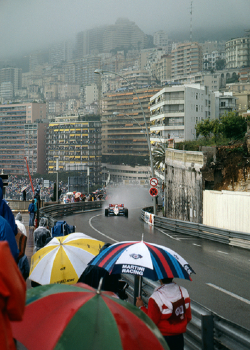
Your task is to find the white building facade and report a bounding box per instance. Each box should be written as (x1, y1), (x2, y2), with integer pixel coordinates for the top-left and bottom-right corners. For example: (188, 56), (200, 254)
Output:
(150, 84), (211, 143)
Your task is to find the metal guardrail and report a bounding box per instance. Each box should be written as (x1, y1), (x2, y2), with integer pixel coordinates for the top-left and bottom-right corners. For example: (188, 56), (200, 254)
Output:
(39, 201), (103, 229)
(39, 203), (250, 349)
(121, 274), (250, 350)
(141, 208), (250, 250)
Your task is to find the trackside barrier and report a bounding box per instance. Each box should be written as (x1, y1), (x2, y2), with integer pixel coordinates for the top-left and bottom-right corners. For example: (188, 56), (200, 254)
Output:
(121, 275), (250, 350)
(40, 203), (250, 349)
(39, 201), (103, 229)
(141, 207), (250, 250)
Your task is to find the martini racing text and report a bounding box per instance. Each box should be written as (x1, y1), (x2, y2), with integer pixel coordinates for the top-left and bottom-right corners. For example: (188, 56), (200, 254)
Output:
(122, 264), (145, 275)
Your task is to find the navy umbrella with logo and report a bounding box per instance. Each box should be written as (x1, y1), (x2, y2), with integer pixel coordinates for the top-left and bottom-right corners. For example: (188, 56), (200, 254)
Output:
(88, 238), (195, 282)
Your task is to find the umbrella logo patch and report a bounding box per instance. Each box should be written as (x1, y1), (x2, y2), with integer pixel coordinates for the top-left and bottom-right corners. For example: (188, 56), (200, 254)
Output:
(130, 253), (143, 260)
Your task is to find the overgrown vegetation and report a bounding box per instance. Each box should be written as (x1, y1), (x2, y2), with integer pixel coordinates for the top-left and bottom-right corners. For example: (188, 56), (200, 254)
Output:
(175, 112), (248, 151)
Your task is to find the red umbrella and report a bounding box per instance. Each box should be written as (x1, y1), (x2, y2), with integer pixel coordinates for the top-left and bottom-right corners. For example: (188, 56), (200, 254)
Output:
(12, 283), (169, 350)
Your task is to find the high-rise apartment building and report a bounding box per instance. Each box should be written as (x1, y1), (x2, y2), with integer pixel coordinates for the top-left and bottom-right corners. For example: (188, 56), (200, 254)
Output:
(0, 82), (13, 102)
(75, 19), (145, 58)
(46, 115), (102, 185)
(150, 84), (211, 143)
(171, 42), (203, 79)
(0, 67), (22, 93)
(49, 40), (74, 66)
(101, 87), (161, 160)
(153, 31), (172, 53)
(151, 55), (172, 84)
(0, 103), (47, 175)
(225, 36), (250, 69)
(103, 18), (145, 52)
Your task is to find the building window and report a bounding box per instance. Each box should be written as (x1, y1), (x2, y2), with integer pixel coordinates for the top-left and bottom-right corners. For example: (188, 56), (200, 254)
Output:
(196, 105), (198, 112)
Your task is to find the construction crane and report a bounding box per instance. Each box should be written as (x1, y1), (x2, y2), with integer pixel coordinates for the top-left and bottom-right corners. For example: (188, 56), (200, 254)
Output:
(24, 157), (34, 193)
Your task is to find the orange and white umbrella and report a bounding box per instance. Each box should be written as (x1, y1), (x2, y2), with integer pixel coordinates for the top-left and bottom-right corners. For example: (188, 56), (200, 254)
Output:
(75, 192), (81, 198)
(29, 233), (104, 285)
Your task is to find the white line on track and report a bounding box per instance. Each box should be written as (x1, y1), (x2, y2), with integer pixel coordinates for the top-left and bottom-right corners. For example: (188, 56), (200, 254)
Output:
(193, 243), (201, 247)
(89, 214), (118, 243)
(156, 228), (180, 241)
(217, 250), (229, 254)
(207, 283), (250, 305)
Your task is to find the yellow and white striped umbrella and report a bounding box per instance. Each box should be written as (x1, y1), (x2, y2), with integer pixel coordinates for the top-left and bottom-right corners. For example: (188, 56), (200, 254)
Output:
(29, 232), (104, 285)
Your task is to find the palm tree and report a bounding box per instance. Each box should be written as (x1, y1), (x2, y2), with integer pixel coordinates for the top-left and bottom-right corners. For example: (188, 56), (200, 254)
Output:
(152, 143), (167, 169)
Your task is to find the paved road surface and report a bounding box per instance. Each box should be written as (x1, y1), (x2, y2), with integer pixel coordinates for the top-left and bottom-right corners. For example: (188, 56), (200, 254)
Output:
(57, 186), (250, 331)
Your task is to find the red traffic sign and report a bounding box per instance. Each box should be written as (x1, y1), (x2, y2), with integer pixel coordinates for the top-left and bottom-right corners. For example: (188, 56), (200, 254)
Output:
(149, 187), (158, 197)
(150, 177), (158, 187)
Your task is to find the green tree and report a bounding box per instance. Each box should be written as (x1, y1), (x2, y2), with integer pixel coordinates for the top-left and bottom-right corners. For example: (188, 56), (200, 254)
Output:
(210, 119), (222, 141)
(215, 59), (226, 70)
(195, 119), (213, 139)
(220, 112), (247, 140)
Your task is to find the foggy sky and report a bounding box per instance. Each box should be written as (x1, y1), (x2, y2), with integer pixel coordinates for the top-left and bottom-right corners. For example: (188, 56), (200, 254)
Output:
(0, 0), (249, 58)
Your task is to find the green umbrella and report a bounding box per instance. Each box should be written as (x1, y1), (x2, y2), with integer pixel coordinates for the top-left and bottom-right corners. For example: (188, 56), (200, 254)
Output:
(12, 283), (169, 350)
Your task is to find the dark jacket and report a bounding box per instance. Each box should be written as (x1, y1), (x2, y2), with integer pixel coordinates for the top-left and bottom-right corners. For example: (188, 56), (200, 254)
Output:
(28, 203), (35, 213)
(0, 215), (19, 261)
(78, 265), (120, 293)
(0, 185), (18, 236)
(18, 255), (30, 280)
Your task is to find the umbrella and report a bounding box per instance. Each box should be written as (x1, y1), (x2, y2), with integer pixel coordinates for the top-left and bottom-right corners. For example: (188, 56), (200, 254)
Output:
(75, 192), (81, 198)
(11, 283), (169, 350)
(89, 239), (195, 281)
(29, 233), (105, 285)
(21, 185), (28, 192)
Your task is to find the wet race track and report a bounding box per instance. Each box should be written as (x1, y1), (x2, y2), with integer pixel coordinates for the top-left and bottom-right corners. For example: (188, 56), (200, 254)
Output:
(58, 186), (250, 331)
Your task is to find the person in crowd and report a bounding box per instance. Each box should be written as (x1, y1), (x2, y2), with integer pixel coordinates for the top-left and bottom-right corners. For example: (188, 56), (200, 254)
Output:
(0, 182), (18, 236)
(34, 196), (38, 221)
(136, 277), (192, 350)
(15, 213), (27, 237)
(0, 241), (26, 349)
(0, 215), (19, 262)
(22, 189), (26, 201)
(28, 200), (35, 228)
(79, 243), (121, 296)
(33, 217), (51, 253)
(18, 254), (30, 281)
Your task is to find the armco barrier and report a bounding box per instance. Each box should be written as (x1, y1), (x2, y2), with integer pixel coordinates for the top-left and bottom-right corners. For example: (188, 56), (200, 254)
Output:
(121, 274), (250, 350)
(141, 207), (250, 250)
(39, 203), (250, 349)
(39, 201), (103, 228)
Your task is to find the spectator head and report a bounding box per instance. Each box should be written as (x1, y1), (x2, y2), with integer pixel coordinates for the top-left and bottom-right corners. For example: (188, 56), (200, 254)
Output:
(39, 217), (48, 227)
(160, 277), (173, 284)
(99, 243), (111, 254)
(15, 212), (22, 222)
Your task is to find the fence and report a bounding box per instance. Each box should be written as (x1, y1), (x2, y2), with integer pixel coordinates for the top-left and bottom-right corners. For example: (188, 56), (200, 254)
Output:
(39, 201), (103, 228)
(141, 207), (250, 250)
(39, 202), (250, 349)
(122, 273), (250, 350)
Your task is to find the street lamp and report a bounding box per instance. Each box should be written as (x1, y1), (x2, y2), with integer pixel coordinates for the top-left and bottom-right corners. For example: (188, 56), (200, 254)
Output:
(94, 69), (157, 215)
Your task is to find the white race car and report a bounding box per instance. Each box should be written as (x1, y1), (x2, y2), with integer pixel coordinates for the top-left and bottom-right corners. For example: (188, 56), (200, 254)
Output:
(105, 204), (128, 217)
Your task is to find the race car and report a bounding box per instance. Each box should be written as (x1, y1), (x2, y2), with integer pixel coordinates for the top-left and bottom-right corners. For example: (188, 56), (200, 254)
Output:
(105, 204), (128, 217)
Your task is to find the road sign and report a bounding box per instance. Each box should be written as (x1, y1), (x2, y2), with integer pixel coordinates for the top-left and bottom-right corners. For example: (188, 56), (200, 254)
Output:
(150, 177), (158, 187)
(149, 187), (158, 197)
(44, 180), (50, 188)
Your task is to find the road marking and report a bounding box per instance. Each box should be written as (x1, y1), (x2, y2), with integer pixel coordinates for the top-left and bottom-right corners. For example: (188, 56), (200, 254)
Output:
(156, 228), (180, 241)
(89, 214), (118, 243)
(207, 283), (250, 305)
(193, 243), (201, 247)
(217, 250), (229, 255)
